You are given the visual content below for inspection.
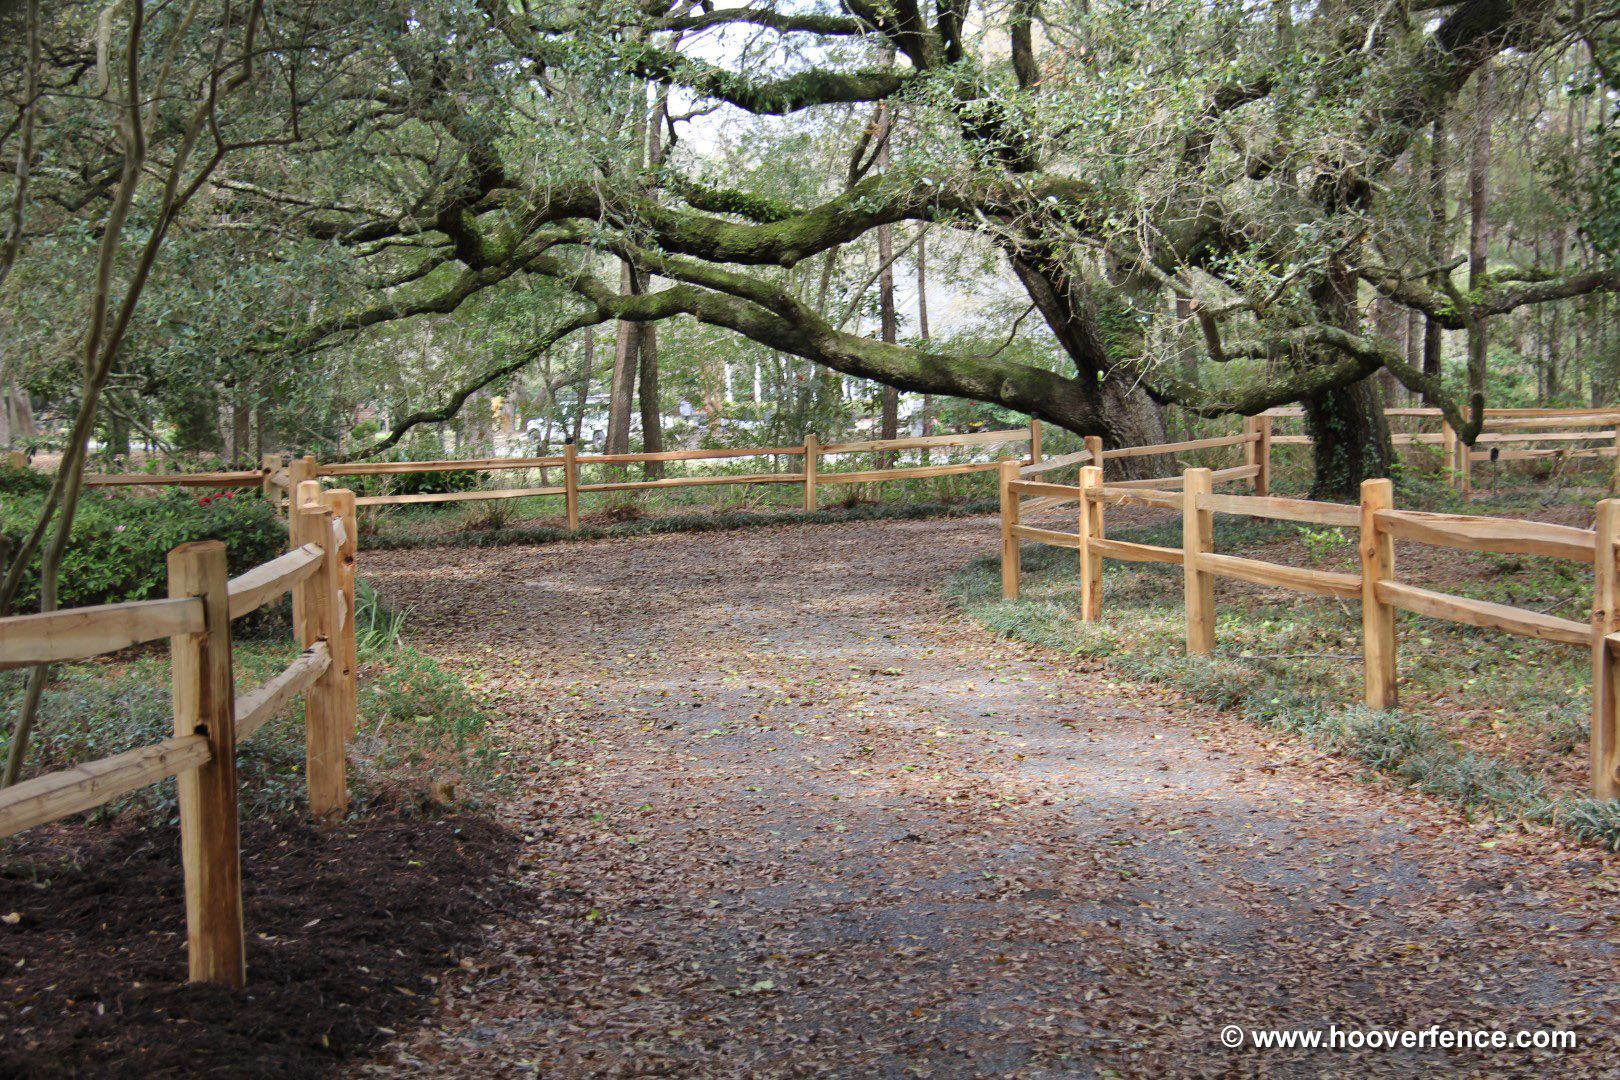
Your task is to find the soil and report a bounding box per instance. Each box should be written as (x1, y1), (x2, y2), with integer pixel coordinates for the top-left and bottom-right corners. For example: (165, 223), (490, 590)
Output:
(343, 511), (1620, 1077)
(0, 812), (515, 1078)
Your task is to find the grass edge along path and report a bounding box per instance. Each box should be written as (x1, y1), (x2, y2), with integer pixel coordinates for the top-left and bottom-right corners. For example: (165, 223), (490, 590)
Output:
(948, 537), (1620, 852)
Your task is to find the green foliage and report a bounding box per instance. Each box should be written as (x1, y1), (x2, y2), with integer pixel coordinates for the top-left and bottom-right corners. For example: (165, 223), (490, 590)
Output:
(0, 466), (52, 497)
(0, 489), (284, 613)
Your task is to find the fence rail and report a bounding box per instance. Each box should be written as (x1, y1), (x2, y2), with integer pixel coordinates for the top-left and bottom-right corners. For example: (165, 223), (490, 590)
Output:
(1263, 405), (1620, 495)
(0, 483), (361, 987)
(41, 402), (1620, 515)
(998, 455), (1620, 800)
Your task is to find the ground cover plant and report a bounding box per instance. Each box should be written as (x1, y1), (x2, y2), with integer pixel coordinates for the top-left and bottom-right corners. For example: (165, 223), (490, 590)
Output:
(950, 467), (1620, 851)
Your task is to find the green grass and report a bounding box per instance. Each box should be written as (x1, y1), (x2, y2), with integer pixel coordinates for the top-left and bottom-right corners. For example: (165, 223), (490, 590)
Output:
(949, 507), (1620, 852)
(1, 586), (503, 827)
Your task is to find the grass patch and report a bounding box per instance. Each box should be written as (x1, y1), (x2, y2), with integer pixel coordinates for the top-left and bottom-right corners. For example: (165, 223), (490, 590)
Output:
(949, 511), (1620, 852)
(1, 585), (502, 828)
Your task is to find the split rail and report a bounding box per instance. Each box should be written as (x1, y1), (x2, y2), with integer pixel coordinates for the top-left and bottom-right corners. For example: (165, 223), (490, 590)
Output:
(0, 481), (361, 986)
(1265, 406), (1620, 494)
(998, 459), (1620, 799)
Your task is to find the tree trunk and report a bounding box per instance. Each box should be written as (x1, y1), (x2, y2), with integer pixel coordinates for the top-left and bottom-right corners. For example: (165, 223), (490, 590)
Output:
(638, 320), (662, 478)
(573, 326), (593, 444)
(1422, 116), (1448, 401)
(231, 402), (251, 464)
(875, 105), (899, 466)
(606, 260), (641, 455)
(916, 227), (933, 465)
(1303, 377), (1393, 500)
(1465, 64), (1492, 433)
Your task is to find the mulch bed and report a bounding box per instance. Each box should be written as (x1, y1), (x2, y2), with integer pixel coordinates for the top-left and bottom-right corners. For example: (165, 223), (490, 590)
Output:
(0, 811), (516, 1078)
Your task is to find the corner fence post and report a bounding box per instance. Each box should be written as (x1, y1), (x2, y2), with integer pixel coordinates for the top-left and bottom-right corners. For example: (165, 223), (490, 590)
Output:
(1078, 464), (1103, 621)
(999, 460), (1021, 600)
(296, 480), (347, 823)
(168, 540), (245, 987)
(1028, 419), (1042, 467)
(803, 433), (819, 512)
(1360, 478), (1397, 709)
(1182, 467), (1215, 655)
(1591, 500), (1620, 799)
(327, 488), (359, 739)
(563, 440), (580, 532)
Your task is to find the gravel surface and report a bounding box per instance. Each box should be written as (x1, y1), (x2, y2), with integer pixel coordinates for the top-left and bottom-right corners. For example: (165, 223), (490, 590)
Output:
(358, 513), (1620, 1078)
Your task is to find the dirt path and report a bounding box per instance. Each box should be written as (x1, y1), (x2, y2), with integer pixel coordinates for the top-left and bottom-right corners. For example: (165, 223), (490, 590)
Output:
(359, 515), (1620, 1077)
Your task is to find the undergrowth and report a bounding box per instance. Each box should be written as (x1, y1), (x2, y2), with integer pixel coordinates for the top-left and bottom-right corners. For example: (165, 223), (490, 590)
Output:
(0, 582), (501, 828)
(949, 528), (1620, 852)
(361, 498), (1000, 551)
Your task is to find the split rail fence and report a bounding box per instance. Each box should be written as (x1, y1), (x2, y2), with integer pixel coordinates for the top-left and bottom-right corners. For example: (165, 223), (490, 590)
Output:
(1264, 406), (1620, 494)
(26, 403), (1618, 514)
(0, 481), (361, 986)
(998, 458), (1620, 800)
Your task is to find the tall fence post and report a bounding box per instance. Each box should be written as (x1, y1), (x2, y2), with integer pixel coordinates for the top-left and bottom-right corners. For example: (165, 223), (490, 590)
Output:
(1182, 467), (1215, 655)
(1360, 478), (1397, 709)
(1028, 419), (1042, 467)
(563, 439), (580, 532)
(1244, 415), (1271, 496)
(1591, 500), (1620, 799)
(6, 450), (27, 470)
(1440, 420), (1456, 489)
(1078, 464), (1103, 621)
(295, 480), (347, 822)
(999, 460), (1021, 600)
(326, 488), (360, 739)
(1083, 434), (1104, 478)
(167, 540), (245, 987)
(1456, 434), (1472, 497)
(803, 433), (819, 512)
(260, 453), (283, 512)
(1609, 428), (1620, 496)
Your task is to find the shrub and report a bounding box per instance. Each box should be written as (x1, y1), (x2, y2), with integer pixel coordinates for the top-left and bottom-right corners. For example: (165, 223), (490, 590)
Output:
(0, 488), (285, 612)
(0, 464), (52, 497)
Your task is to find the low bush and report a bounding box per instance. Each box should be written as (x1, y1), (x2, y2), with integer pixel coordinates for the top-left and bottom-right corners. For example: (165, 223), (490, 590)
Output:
(0, 488), (284, 612)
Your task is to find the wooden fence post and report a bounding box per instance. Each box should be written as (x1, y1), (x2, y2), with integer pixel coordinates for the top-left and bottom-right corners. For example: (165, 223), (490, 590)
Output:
(999, 460), (1021, 600)
(167, 540), (245, 987)
(6, 450), (26, 470)
(563, 440), (580, 532)
(1028, 419), (1042, 467)
(1456, 433), (1472, 497)
(1609, 428), (1620, 496)
(1078, 464), (1103, 621)
(1182, 467), (1215, 655)
(260, 453), (282, 512)
(1360, 478), (1397, 709)
(285, 455), (312, 521)
(326, 488), (359, 739)
(1083, 435), (1104, 478)
(1244, 415), (1271, 497)
(1440, 420), (1457, 490)
(295, 480), (346, 822)
(803, 433), (819, 512)
(1591, 500), (1620, 799)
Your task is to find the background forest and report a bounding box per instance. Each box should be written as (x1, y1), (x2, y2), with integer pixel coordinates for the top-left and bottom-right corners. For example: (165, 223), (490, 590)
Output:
(0, 0), (1617, 501)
